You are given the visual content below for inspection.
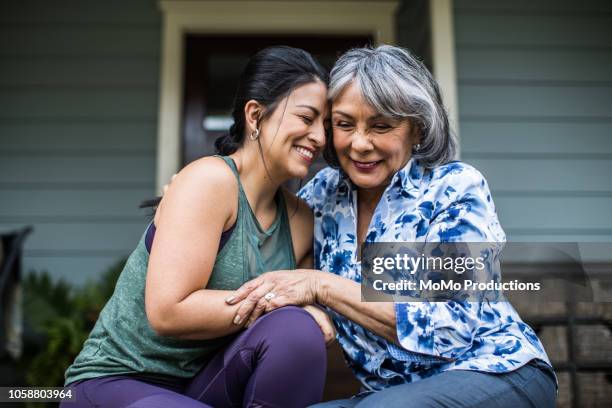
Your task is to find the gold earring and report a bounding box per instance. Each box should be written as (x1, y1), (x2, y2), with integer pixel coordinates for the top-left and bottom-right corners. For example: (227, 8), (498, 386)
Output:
(249, 128), (260, 141)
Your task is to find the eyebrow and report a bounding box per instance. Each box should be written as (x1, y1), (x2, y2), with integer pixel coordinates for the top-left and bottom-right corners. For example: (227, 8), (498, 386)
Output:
(332, 110), (388, 121)
(331, 110), (353, 119)
(296, 105), (320, 116)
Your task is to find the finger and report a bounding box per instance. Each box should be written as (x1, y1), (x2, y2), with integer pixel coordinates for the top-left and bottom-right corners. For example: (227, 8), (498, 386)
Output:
(233, 282), (275, 325)
(264, 295), (290, 312)
(325, 327), (336, 346)
(226, 278), (263, 305)
(244, 297), (268, 327)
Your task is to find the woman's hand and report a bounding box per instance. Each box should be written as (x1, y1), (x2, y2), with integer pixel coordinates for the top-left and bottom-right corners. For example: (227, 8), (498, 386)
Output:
(226, 269), (322, 326)
(162, 174), (178, 195)
(302, 305), (336, 347)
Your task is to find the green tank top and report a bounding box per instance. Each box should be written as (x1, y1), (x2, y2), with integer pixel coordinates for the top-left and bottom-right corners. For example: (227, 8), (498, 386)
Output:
(65, 156), (296, 385)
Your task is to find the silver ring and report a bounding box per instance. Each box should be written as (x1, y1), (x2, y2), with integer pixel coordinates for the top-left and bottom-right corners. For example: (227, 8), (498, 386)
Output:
(264, 292), (276, 301)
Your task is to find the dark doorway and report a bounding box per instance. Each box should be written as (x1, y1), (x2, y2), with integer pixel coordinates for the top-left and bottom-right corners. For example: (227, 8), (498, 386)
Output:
(181, 34), (372, 188)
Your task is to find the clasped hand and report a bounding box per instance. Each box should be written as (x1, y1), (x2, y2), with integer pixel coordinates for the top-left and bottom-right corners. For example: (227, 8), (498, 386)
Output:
(225, 270), (335, 345)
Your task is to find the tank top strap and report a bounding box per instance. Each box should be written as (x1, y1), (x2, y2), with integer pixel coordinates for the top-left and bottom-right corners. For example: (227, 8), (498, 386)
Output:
(214, 155), (244, 192)
(277, 189), (297, 267)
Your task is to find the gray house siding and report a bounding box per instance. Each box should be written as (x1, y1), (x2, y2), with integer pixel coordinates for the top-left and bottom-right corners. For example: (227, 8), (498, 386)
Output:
(0, 0), (159, 285)
(454, 0), (612, 242)
(2, 0), (611, 285)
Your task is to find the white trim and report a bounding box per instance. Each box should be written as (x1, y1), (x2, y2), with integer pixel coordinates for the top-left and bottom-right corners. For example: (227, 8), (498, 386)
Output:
(156, 0), (399, 193)
(429, 0), (460, 157)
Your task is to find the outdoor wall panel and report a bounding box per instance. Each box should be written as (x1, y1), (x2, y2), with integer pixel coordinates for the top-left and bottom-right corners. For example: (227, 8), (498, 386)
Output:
(0, 25), (159, 57)
(0, 222), (148, 253)
(454, 0), (612, 241)
(0, 189), (152, 221)
(0, 156), (155, 184)
(460, 123), (612, 154)
(0, 122), (156, 152)
(0, 0), (159, 284)
(0, 57), (159, 87)
(466, 158), (612, 193)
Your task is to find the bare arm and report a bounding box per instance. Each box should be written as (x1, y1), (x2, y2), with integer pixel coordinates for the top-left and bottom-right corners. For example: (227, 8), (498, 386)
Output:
(228, 269), (398, 344)
(145, 157), (245, 340)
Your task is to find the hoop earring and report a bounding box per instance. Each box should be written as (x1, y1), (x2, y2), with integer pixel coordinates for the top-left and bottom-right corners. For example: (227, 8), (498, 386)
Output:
(249, 128), (260, 141)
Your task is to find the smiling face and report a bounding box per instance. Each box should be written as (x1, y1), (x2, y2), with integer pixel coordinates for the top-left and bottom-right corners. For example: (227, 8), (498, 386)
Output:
(256, 80), (329, 179)
(332, 81), (418, 193)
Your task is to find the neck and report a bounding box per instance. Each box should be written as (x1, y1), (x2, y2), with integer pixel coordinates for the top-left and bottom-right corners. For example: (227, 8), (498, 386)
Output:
(230, 146), (285, 213)
(357, 184), (386, 212)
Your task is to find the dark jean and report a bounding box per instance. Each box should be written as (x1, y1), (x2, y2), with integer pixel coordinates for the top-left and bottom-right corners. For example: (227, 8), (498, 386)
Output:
(61, 306), (327, 408)
(310, 360), (557, 408)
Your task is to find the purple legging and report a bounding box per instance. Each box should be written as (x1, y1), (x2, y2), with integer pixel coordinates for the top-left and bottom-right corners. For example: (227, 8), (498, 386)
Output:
(61, 306), (327, 408)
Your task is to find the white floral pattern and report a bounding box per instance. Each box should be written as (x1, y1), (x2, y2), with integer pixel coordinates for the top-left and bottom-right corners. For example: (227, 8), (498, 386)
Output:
(298, 158), (554, 391)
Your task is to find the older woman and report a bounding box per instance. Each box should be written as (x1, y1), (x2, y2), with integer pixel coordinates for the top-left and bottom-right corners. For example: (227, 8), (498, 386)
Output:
(227, 45), (557, 407)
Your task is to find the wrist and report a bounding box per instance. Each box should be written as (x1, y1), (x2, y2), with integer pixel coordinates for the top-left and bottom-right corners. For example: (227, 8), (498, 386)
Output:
(312, 271), (330, 306)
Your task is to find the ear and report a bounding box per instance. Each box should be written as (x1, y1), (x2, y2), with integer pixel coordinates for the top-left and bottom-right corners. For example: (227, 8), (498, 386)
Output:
(244, 100), (263, 134)
(408, 119), (423, 145)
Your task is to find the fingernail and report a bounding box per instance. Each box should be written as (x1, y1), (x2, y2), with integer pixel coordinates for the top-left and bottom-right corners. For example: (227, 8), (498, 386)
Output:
(225, 296), (235, 303)
(233, 315), (241, 325)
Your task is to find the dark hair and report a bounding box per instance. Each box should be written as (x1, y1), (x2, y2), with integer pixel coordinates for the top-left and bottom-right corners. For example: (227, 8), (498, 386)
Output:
(141, 46), (328, 210)
(215, 45), (329, 155)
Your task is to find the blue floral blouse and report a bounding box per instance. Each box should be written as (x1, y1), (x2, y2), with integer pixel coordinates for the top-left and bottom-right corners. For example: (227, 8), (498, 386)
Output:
(298, 159), (554, 391)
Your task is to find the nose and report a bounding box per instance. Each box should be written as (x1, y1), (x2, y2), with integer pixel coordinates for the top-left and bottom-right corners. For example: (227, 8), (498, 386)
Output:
(351, 129), (373, 153)
(307, 119), (327, 148)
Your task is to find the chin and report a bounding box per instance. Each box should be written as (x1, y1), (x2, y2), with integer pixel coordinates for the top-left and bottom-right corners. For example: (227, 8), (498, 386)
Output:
(286, 162), (310, 179)
(344, 170), (381, 189)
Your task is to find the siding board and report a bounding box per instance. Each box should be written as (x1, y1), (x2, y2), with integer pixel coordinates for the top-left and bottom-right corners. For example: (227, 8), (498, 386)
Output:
(461, 123), (612, 154)
(0, 123), (156, 152)
(0, 222), (148, 252)
(0, 157), (155, 184)
(0, 25), (159, 57)
(457, 49), (612, 82)
(455, 14), (612, 48)
(465, 159), (612, 193)
(0, 189), (152, 218)
(0, 0), (159, 284)
(455, 0), (612, 14)
(458, 85), (612, 119)
(494, 196), (611, 231)
(453, 0), (612, 242)
(0, 0), (159, 24)
(0, 89), (158, 119)
(0, 57), (159, 87)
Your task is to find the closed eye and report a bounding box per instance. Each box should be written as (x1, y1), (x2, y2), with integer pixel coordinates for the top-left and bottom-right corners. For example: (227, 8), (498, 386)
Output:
(334, 121), (353, 129)
(372, 123), (393, 132)
(299, 115), (314, 125)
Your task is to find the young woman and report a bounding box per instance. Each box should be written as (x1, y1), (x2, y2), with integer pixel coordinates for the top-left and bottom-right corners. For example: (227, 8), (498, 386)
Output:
(61, 46), (334, 408)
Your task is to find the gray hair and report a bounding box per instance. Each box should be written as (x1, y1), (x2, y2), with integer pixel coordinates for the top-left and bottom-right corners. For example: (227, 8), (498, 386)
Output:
(328, 45), (457, 168)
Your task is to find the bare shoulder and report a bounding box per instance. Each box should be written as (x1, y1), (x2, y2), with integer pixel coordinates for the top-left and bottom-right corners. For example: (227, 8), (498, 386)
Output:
(179, 156), (237, 190)
(156, 156), (238, 227)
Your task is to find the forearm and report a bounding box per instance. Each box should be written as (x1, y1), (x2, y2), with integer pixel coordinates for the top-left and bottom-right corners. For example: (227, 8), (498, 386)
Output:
(151, 289), (242, 340)
(314, 271), (399, 344)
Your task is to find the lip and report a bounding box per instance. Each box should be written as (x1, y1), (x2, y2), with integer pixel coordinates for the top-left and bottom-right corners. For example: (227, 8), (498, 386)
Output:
(352, 159), (380, 172)
(293, 145), (317, 163)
